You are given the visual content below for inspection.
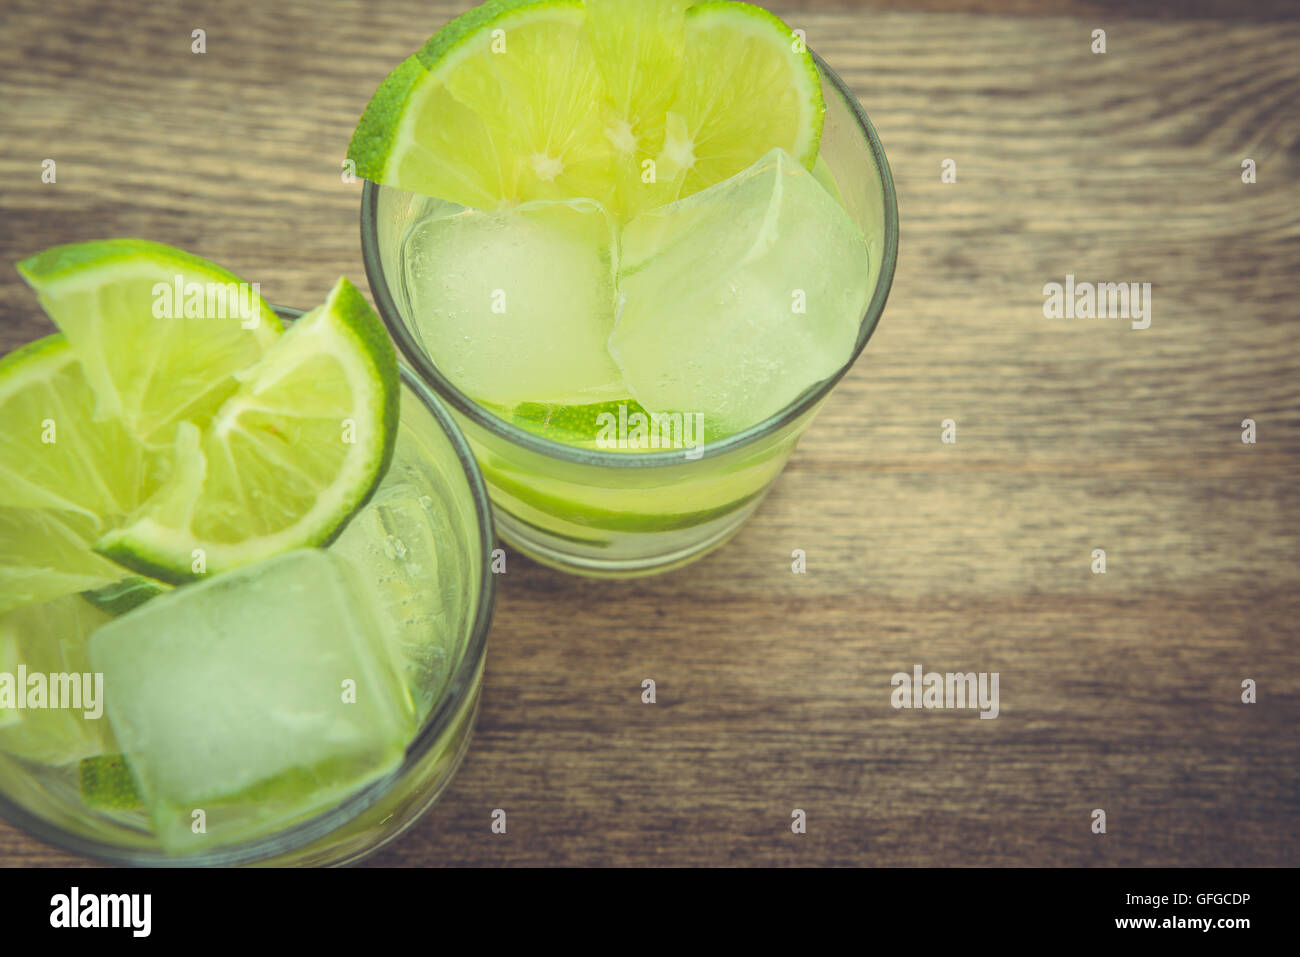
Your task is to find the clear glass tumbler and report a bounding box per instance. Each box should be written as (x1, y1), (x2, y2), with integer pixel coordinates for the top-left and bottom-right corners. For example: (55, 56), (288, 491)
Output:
(0, 307), (496, 866)
(361, 51), (899, 578)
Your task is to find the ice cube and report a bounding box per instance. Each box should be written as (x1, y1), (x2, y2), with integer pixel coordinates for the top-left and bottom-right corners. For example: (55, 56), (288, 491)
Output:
(610, 148), (871, 437)
(88, 548), (417, 853)
(403, 196), (627, 407)
(330, 484), (451, 720)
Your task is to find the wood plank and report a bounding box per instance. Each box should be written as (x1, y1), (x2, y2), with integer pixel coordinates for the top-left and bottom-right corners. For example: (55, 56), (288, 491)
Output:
(1, 0), (1296, 867)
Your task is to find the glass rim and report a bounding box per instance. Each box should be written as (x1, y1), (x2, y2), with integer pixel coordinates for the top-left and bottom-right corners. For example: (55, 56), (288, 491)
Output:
(360, 47), (900, 470)
(0, 304), (498, 866)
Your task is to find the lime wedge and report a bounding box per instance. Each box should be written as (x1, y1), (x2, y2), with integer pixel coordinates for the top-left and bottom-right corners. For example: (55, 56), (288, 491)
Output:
(4, 240), (279, 613)
(0, 508), (124, 616)
(0, 334), (159, 614)
(16, 239), (282, 447)
(348, 0), (824, 220)
(652, 2), (824, 206)
(0, 334), (157, 522)
(0, 594), (115, 766)
(97, 278), (400, 583)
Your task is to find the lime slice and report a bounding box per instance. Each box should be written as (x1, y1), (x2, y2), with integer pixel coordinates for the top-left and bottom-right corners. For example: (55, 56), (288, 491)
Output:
(79, 753), (144, 811)
(348, 0), (824, 220)
(76, 749), (403, 819)
(97, 278), (400, 583)
(77, 751), (396, 819)
(16, 239), (282, 447)
(582, 0), (688, 218)
(483, 459), (767, 534)
(653, 2), (824, 205)
(503, 397), (649, 445)
(350, 0), (614, 211)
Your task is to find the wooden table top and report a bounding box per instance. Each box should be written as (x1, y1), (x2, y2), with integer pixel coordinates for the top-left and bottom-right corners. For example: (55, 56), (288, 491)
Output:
(1, 0), (1297, 867)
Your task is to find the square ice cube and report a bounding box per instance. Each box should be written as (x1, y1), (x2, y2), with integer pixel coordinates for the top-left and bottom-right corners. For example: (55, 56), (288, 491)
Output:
(610, 148), (872, 437)
(403, 196), (627, 407)
(89, 548), (417, 852)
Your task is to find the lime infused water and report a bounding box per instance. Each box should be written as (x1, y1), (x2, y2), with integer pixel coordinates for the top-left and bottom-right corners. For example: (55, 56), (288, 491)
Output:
(353, 0), (896, 575)
(0, 244), (491, 864)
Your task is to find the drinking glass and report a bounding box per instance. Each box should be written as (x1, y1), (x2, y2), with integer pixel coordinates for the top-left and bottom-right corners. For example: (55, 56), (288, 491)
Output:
(0, 307), (496, 866)
(361, 51), (899, 577)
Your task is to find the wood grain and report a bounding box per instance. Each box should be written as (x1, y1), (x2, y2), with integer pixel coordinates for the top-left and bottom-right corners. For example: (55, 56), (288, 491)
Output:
(1, 0), (1297, 867)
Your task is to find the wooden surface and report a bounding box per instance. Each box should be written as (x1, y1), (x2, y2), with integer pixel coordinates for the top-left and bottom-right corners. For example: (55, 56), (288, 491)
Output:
(1, 0), (1298, 867)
